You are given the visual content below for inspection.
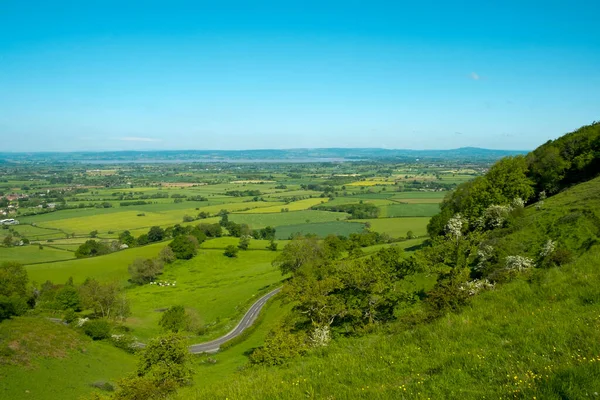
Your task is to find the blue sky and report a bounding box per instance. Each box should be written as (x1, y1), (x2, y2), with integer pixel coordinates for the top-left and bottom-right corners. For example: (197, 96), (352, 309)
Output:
(0, 1), (598, 152)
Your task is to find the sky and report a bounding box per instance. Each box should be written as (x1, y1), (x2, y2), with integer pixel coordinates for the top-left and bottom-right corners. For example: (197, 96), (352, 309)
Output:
(0, 0), (599, 152)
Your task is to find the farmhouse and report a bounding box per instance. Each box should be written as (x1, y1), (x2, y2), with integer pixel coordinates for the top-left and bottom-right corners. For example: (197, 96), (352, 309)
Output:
(0, 218), (20, 225)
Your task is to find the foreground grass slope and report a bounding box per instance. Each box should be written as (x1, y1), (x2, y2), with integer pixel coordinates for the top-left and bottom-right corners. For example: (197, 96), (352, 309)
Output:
(193, 177), (600, 399)
(0, 318), (135, 400)
(195, 245), (600, 399)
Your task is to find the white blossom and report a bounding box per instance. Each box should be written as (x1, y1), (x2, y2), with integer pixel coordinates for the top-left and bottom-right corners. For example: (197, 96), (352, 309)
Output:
(77, 317), (89, 327)
(459, 279), (495, 296)
(445, 213), (464, 240)
(476, 244), (494, 270)
(309, 325), (331, 347)
(511, 197), (525, 209)
(540, 239), (556, 258)
(505, 255), (535, 272)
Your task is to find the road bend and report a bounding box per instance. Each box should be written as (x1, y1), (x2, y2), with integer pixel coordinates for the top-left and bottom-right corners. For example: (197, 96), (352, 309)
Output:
(188, 286), (282, 354)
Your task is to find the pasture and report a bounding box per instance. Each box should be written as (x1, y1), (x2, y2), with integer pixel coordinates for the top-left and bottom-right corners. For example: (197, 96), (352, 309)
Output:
(26, 242), (167, 284)
(0, 245), (74, 265)
(125, 248), (283, 340)
(378, 203), (440, 217)
(229, 210), (349, 228)
(358, 217), (430, 238)
(275, 221), (365, 239)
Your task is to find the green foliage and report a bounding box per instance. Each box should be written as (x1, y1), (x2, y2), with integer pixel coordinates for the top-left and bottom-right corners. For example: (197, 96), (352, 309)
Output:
(272, 236), (327, 275)
(157, 246), (175, 264)
(168, 235), (198, 260)
(147, 226), (165, 242)
(55, 285), (81, 310)
(238, 235), (250, 250)
(313, 202), (379, 219)
(158, 305), (189, 333)
(267, 239), (278, 251)
(130, 333), (192, 396)
(128, 258), (164, 285)
(75, 239), (111, 258)
(249, 324), (308, 366)
(223, 244), (239, 258)
(0, 262), (29, 321)
(83, 319), (111, 340)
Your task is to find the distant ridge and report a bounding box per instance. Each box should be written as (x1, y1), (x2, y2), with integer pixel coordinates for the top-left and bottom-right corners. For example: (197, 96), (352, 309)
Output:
(0, 147), (527, 164)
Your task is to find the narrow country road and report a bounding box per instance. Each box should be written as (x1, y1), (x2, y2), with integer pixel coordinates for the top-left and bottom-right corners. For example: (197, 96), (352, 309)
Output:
(188, 287), (282, 354)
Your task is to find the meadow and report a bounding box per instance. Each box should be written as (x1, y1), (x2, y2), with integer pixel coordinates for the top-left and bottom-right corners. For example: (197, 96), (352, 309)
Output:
(274, 221), (365, 239)
(229, 210), (349, 228)
(378, 203), (440, 217)
(356, 217), (430, 238)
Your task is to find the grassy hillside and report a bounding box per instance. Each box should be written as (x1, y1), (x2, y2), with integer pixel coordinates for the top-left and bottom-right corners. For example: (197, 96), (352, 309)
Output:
(192, 176), (600, 399)
(0, 317), (135, 400)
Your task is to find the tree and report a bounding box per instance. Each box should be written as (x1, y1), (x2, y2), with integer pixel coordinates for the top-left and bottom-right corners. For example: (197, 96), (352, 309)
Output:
(147, 226), (165, 243)
(267, 240), (278, 251)
(2, 235), (13, 247)
(75, 240), (111, 258)
(223, 245), (239, 258)
(238, 235), (250, 250)
(158, 305), (189, 333)
(119, 230), (135, 246)
(90, 230), (98, 238)
(168, 235), (198, 260)
(79, 279), (130, 320)
(406, 230), (416, 239)
(131, 333), (193, 396)
(0, 262), (29, 321)
(272, 236), (327, 275)
(128, 258), (164, 285)
(158, 246), (176, 264)
(55, 285), (81, 310)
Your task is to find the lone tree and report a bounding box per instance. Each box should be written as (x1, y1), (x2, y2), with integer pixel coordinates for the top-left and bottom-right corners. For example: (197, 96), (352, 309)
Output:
(223, 245), (239, 258)
(159, 305), (189, 333)
(128, 258), (164, 285)
(168, 235), (199, 260)
(238, 236), (250, 250)
(114, 333), (193, 399)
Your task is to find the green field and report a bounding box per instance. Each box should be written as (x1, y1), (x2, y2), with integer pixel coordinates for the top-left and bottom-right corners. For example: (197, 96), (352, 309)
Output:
(357, 217), (430, 238)
(239, 198), (328, 213)
(378, 203), (440, 217)
(0, 245), (74, 265)
(125, 248), (283, 340)
(275, 221), (365, 239)
(229, 210), (348, 229)
(199, 237), (289, 250)
(26, 242), (168, 284)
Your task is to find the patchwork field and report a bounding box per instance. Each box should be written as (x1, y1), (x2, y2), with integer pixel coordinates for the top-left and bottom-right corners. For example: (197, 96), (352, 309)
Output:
(357, 217), (430, 238)
(26, 242), (168, 284)
(275, 221), (365, 239)
(378, 203), (440, 217)
(229, 210), (349, 228)
(239, 198), (328, 213)
(0, 245), (75, 265)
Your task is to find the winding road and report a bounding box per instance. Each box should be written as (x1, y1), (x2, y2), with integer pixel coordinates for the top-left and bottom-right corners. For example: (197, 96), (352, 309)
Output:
(188, 286), (282, 354)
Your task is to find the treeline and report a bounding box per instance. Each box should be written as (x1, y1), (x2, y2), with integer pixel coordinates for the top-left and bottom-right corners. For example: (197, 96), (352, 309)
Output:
(225, 189), (262, 197)
(312, 202), (379, 219)
(429, 121), (600, 236)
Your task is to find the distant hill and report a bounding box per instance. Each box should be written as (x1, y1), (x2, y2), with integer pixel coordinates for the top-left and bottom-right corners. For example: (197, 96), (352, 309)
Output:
(0, 147), (527, 164)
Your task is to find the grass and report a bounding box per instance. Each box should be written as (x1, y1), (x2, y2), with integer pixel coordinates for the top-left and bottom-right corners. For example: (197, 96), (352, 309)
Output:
(199, 237), (289, 250)
(274, 221), (365, 240)
(229, 210), (349, 229)
(357, 217), (430, 238)
(179, 297), (295, 395)
(239, 198), (329, 213)
(0, 245), (75, 265)
(193, 244), (600, 399)
(125, 249), (283, 341)
(378, 203), (440, 217)
(0, 317), (136, 400)
(390, 191), (447, 199)
(26, 242), (167, 284)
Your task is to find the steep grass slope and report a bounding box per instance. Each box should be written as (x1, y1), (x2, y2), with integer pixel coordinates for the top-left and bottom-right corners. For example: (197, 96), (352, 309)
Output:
(192, 177), (600, 399)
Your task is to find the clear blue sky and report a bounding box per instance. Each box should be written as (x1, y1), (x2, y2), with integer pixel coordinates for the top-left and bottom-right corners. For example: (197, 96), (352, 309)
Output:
(1, 1), (598, 152)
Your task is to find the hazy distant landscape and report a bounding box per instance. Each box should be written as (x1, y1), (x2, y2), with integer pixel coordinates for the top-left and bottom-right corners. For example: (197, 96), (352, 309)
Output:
(1, 1), (599, 399)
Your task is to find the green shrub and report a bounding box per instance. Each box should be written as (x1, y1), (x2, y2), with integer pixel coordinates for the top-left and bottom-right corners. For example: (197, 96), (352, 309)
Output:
(83, 319), (111, 340)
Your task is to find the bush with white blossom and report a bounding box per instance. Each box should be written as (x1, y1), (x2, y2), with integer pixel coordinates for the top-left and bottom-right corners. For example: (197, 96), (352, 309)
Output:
(505, 255), (535, 272)
(459, 279), (495, 296)
(540, 239), (556, 258)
